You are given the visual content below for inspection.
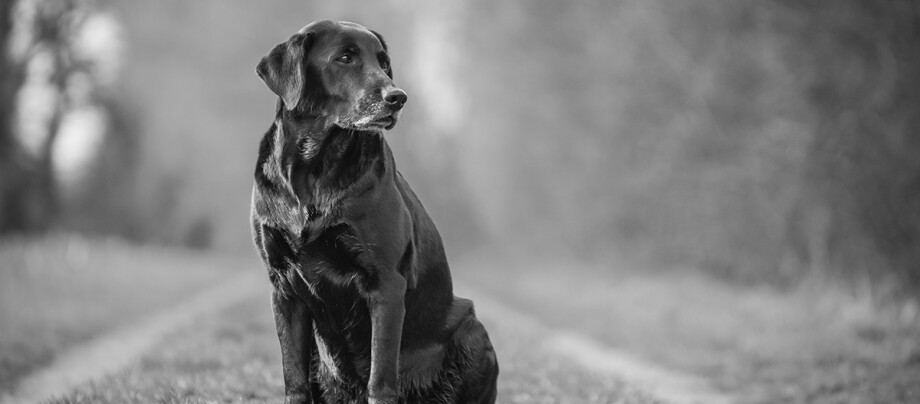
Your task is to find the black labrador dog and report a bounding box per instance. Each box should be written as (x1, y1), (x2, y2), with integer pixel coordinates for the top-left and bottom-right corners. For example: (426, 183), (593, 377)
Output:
(250, 21), (498, 404)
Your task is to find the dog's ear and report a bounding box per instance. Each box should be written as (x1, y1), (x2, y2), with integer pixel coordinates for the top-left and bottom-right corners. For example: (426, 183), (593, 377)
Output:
(256, 32), (314, 111)
(371, 30), (393, 79)
(371, 30), (388, 52)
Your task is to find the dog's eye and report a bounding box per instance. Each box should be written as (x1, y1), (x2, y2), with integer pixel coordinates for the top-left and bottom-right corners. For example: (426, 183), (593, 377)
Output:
(335, 54), (353, 64)
(380, 60), (390, 70)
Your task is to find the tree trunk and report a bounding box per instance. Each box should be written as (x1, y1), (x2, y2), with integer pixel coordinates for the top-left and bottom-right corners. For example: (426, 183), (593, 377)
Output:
(0, 0), (34, 233)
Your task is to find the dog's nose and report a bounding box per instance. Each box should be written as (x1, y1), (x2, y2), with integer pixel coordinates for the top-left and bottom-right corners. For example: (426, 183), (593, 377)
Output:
(383, 88), (408, 109)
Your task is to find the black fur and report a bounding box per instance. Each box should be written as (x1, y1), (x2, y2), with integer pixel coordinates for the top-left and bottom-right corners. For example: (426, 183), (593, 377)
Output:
(251, 20), (497, 404)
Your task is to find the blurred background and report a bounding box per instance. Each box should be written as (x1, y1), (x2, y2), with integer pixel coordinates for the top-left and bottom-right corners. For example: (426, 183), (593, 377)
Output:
(3, 0), (920, 401)
(3, 0), (920, 298)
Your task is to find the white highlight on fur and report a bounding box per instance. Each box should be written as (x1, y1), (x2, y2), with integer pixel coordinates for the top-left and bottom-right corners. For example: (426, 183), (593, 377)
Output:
(258, 122), (310, 238)
(314, 326), (343, 381)
(354, 114), (376, 126)
(262, 123), (286, 191)
(300, 137), (320, 160)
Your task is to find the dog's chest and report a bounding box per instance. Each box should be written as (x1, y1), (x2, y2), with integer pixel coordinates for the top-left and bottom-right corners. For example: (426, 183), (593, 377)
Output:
(294, 240), (379, 385)
(253, 189), (334, 243)
(253, 161), (344, 244)
(254, 127), (387, 242)
(307, 276), (374, 378)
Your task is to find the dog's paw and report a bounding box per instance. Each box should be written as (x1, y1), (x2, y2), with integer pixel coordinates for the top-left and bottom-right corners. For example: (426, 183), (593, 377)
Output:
(368, 389), (399, 404)
(283, 393), (312, 404)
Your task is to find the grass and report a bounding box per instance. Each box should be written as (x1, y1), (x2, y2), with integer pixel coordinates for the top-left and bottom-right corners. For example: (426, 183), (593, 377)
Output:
(10, 235), (919, 402)
(51, 293), (661, 404)
(49, 297), (281, 404)
(2, 236), (660, 403)
(0, 234), (249, 393)
(452, 254), (920, 403)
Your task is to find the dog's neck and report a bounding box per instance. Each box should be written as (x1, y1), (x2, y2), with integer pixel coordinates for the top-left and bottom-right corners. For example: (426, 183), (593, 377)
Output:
(257, 110), (391, 235)
(273, 111), (389, 177)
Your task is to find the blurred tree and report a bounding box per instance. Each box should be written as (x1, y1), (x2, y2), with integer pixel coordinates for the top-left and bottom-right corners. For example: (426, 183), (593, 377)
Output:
(0, 0), (84, 233)
(0, 0), (147, 241)
(3, 0), (914, 293)
(451, 0), (920, 298)
(0, 0), (32, 232)
(26, 0), (81, 231)
(783, 0), (920, 294)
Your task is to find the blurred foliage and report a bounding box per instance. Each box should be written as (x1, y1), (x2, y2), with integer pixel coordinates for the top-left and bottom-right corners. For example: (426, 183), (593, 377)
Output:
(1, 0), (919, 297)
(0, 0), (150, 240)
(453, 0), (920, 296)
(790, 1), (920, 294)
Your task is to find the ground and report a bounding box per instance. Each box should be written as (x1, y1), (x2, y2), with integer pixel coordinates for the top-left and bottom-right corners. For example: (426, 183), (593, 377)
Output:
(46, 292), (660, 404)
(455, 254), (920, 404)
(0, 236), (232, 392)
(1, 236), (919, 403)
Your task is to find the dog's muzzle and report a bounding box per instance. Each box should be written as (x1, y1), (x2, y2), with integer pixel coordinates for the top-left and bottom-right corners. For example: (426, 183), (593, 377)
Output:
(377, 88), (406, 130)
(383, 88), (407, 111)
(338, 88), (407, 131)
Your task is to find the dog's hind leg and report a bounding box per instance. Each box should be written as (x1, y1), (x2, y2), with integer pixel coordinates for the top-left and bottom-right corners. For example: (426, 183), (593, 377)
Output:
(451, 307), (499, 404)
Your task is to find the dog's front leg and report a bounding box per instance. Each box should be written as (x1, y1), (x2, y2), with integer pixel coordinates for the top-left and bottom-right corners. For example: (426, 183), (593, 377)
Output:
(258, 223), (318, 403)
(272, 289), (317, 404)
(367, 270), (407, 404)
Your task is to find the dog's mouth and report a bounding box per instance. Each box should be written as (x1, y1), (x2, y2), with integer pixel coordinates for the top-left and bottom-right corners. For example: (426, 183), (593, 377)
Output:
(365, 115), (397, 131)
(380, 116), (397, 130)
(337, 99), (401, 132)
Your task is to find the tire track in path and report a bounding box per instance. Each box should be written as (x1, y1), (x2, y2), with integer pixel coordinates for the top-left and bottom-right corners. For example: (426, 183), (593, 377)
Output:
(0, 271), (265, 404)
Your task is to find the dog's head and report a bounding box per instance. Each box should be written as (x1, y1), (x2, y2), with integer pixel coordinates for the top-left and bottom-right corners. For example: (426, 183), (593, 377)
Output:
(257, 20), (406, 132)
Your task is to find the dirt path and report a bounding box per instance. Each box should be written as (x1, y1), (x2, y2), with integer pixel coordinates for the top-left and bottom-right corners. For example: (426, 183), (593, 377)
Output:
(458, 282), (732, 404)
(3, 271), (731, 403)
(455, 257), (920, 403)
(0, 271), (265, 404)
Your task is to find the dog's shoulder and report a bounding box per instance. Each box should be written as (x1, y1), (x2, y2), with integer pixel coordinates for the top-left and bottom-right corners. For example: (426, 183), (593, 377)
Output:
(251, 123), (310, 234)
(393, 171), (424, 216)
(392, 170), (451, 285)
(394, 171), (444, 247)
(254, 123), (276, 184)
